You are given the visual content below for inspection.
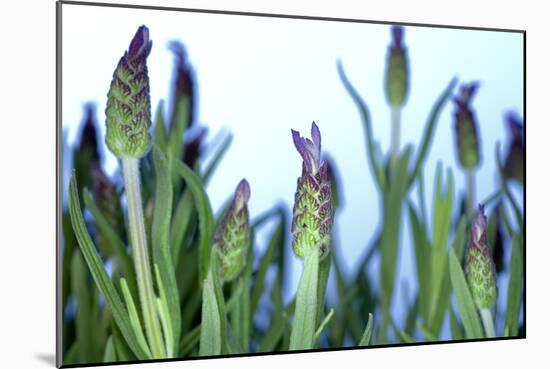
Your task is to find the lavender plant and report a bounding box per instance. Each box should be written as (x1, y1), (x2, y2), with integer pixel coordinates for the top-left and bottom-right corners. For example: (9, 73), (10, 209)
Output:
(62, 23), (524, 366)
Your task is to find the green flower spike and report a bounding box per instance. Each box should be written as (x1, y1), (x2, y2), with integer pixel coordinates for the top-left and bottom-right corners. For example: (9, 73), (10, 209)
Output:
(453, 82), (481, 170)
(291, 122), (333, 260)
(385, 25), (409, 108)
(465, 205), (497, 310)
(106, 25), (153, 159)
(214, 179), (251, 282)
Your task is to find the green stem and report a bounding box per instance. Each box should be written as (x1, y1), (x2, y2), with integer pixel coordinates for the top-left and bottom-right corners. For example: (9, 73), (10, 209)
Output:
(289, 249), (319, 350)
(121, 157), (165, 358)
(466, 169), (475, 216)
(390, 106), (401, 171)
(480, 308), (496, 338)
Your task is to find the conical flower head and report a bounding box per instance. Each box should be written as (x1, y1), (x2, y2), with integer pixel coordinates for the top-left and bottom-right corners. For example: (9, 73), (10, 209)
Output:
(465, 205), (497, 309)
(453, 82), (481, 170)
(385, 25), (409, 108)
(503, 112), (524, 186)
(291, 122), (333, 260)
(214, 179), (251, 282)
(105, 25), (153, 159)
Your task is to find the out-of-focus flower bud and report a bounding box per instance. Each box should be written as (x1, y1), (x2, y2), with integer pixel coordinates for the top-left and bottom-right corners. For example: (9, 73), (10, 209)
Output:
(465, 205), (497, 309)
(291, 122), (333, 261)
(92, 164), (124, 240)
(503, 112), (524, 186)
(214, 179), (251, 282)
(169, 41), (195, 128)
(324, 155), (343, 213)
(385, 25), (409, 108)
(74, 103), (100, 200)
(105, 26), (153, 159)
(453, 82), (481, 170)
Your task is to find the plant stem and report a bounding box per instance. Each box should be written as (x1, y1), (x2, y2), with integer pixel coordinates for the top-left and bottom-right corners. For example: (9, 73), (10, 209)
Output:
(121, 157), (165, 358)
(466, 169), (475, 216)
(289, 248), (319, 350)
(390, 106), (401, 171)
(480, 308), (496, 338)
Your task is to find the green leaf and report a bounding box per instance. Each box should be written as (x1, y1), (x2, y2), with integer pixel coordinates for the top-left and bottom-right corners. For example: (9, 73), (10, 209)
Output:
(259, 313), (287, 352)
(83, 189), (137, 299)
(379, 146), (412, 336)
(153, 100), (167, 151)
(198, 268), (222, 356)
(408, 202), (431, 323)
(201, 133), (233, 183)
(496, 143), (523, 233)
(289, 248), (319, 350)
(316, 254), (331, 328)
(119, 278), (152, 358)
(68, 173), (150, 360)
(175, 161), (215, 283)
(358, 313), (374, 346)
(151, 146), (181, 352)
(103, 335), (117, 362)
(449, 248), (484, 339)
(179, 325), (201, 357)
(71, 249), (96, 363)
(231, 232), (254, 352)
(429, 165), (454, 323)
(313, 308), (335, 345)
(337, 61), (384, 190)
(505, 234), (524, 336)
(449, 306), (464, 340)
(407, 78), (458, 187)
(167, 97), (191, 182)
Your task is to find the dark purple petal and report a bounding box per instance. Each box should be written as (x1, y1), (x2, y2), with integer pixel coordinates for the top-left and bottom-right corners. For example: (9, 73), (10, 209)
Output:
(128, 25), (152, 62)
(291, 124), (322, 174)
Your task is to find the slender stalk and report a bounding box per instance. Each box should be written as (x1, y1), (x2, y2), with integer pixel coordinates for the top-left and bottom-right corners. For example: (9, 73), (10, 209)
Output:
(390, 106), (401, 172)
(466, 169), (475, 216)
(121, 157), (165, 358)
(480, 308), (496, 338)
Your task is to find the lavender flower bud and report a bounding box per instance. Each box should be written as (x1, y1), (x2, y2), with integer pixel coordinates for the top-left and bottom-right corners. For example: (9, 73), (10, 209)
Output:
(291, 122), (333, 260)
(465, 205), (497, 309)
(453, 82), (481, 170)
(105, 26), (153, 159)
(503, 112), (524, 186)
(169, 41), (195, 128)
(214, 179), (251, 282)
(385, 25), (409, 108)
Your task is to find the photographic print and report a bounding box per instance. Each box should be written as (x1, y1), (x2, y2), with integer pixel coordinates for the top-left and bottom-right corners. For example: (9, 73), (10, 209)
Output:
(57, 1), (525, 367)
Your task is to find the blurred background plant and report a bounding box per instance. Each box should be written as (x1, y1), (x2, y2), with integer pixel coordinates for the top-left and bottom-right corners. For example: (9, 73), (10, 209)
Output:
(60, 16), (524, 366)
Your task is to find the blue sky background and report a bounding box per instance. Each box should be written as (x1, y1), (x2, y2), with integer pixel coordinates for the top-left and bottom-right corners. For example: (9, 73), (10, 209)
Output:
(62, 4), (524, 339)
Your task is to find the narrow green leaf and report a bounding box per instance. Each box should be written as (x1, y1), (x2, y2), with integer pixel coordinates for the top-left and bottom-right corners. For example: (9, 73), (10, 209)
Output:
(449, 307), (464, 340)
(71, 250), (96, 363)
(289, 248), (319, 350)
(418, 323), (438, 341)
(103, 336), (117, 362)
(408, 202), (431, 322)
(179, 325), (201, 357)
(496, 143), (523, 233)
(316, 254), (331, 328)
(201, 133), (233, 183)
(407, 77), (458, 187)
(155, 297), (174, 357)
(119, 278), (152, 358)
(379, 147), (412, 336)
(449, 248), (484, 339)
(83, 189), (137, 299)
(337, 61), (383, 190)
(175, 161), (215, 283)
(68, 173), (149, 360)
(313, 308), (335, 344)
(153, 100), (167, 151)
(430, 165), (454, 323)
(505, 234), (524, 336)
(259, 313), (287, 352)
(151, 146), (181, 351)
(167, 96), (190, 183)
(198, 269), (221, 356)
(358, 313), (374, 346)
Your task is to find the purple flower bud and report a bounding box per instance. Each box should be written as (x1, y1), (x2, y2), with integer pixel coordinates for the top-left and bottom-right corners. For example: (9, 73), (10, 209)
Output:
(465, 204), (497, 309)
(453, 82), (481, 170)
(214, 179), (251, 282)
(291, 122), (333, 260)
